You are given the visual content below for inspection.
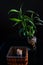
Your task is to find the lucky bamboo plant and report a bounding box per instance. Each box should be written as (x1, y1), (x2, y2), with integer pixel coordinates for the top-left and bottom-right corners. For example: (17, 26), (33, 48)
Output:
(8, 6), (43, 39)
(8, 5), (43, 49)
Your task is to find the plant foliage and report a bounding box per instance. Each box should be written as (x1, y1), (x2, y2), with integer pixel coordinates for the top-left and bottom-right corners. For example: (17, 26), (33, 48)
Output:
(8, 6), (43, 38)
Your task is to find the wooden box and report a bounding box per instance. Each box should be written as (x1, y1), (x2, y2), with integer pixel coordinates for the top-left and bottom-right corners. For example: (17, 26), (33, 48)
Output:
(6, 46), (28, 65)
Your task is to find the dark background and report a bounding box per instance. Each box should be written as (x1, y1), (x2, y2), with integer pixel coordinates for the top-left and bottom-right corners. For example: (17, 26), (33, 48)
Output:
(0, 0), (43, 65)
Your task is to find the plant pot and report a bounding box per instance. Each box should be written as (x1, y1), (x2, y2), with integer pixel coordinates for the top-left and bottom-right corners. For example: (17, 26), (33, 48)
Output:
(6, 46), (28, 65)
(27, 36), (37, 49)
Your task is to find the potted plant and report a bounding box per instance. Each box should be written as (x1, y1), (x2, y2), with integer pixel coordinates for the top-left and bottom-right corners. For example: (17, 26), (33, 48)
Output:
(8, 6), (43, 49)
(7, 5), (43, 65)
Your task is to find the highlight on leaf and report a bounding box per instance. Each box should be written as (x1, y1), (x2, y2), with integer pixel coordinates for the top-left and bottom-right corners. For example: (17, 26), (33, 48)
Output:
(9, 18), (22, 23)
(19, 4), (23, 15)
(26, 10), (35, 14)
(35, 22), (43, 25)
(8, 9), (19, 14)
(12, 23), (18, 27)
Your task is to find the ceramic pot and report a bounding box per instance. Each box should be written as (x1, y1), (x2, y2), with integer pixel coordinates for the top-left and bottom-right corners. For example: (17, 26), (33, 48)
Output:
(27, 36), (37, 49)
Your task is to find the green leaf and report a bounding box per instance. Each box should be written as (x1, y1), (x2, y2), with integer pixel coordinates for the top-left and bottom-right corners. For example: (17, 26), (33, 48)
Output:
(23, 15), (32, 22)
(23, 15), (36, 29)
(19, 28), (23, 34)
(29, 20), (36, 29)
(12, 23), (18, 27)
(9, 18), (22, 23)
(35, 17), (43, 23)
(27, 10), (39, 18)
(35, 13), (39, 17)
(8, 9), (19, 14)
(23, 15), (36, 28)
(24, 15), (29, 19)
(35, 23), (43, 25)
(32, 30), (35, 34)
(20, 4), (23, 14)
(26, 10), (35, 14)
(24, 15), (33, 21)
(37, 18), (43, 23)
(19, 5), (23, 19)
(20, 6), (22, 14)
(26, 10), (35, 20)
(29, 19), (34, 25)
(31, 13), (33, 19)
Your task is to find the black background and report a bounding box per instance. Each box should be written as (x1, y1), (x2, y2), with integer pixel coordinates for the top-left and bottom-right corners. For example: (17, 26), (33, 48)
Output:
(0, 0), (43, 65)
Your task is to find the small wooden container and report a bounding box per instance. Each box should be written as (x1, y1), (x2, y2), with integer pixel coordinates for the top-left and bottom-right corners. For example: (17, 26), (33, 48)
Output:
(6, 46), (28, 65)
